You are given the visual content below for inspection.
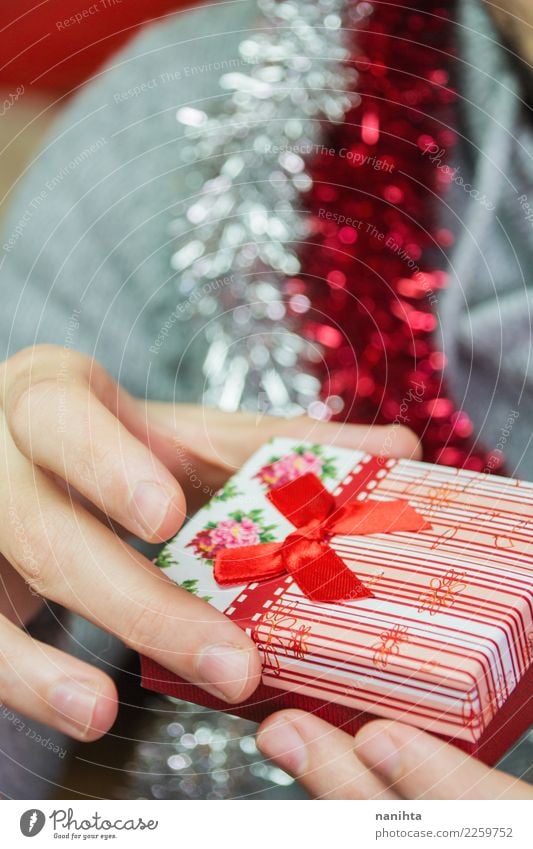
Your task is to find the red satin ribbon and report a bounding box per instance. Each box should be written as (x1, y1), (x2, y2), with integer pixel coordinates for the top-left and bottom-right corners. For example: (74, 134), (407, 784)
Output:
(214, 472), (431, 603)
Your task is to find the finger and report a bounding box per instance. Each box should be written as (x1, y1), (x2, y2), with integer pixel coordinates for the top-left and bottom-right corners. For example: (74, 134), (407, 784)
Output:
(354, 720), (533, 800)
(0, 613), (117, 741)
(281, 419), (422, 461)
(2, 346), (185, 542)
(257, 710), (399, 799)
(1, 443), (261, 704)
(4, 369), (185, 544)
(0, 552), (44, 626)
(140, 402), (422, 479)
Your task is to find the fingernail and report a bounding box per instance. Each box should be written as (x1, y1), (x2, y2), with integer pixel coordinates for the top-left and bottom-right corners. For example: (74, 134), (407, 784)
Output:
(129, 481), (173, 536)
(49, 682), (97, 737)
(354, 724), (402, 783)
(197, 644), (253, 703)
(257, 717), (308, 775)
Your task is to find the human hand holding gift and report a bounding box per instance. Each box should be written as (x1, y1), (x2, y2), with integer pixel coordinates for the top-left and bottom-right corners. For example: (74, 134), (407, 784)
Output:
(257, 712), (533, 800)
(142, 435), (533, 797)
(0, 344), (416, 742)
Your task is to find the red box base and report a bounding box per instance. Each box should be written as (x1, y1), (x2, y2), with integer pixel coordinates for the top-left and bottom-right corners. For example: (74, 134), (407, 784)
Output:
(141, 656), (533, 767)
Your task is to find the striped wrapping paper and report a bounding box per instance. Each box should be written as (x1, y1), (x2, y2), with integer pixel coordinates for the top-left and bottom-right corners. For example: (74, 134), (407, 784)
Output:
(141, 439), (533, 762)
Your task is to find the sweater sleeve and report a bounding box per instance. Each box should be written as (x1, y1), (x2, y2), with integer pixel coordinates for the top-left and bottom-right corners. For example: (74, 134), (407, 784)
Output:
(0, 0), (257, 801)
(0, 0), (257, 401)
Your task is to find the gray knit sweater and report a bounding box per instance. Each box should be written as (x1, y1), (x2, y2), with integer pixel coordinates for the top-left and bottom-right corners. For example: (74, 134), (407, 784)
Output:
(0, 0), (531, 798)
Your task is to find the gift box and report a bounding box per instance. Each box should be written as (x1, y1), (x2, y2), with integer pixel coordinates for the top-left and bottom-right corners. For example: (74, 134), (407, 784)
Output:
(141, 439), (533, 765)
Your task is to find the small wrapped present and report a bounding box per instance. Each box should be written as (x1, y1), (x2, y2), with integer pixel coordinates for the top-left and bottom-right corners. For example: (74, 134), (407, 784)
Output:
(141, 439), (533, 764)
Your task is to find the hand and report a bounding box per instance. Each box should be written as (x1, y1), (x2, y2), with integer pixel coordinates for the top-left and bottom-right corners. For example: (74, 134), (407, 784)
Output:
(0, 346), (262, 743)
(257, 712), (533, 799)
(0, 345), (420, 744)
(134, 401), (422, 514)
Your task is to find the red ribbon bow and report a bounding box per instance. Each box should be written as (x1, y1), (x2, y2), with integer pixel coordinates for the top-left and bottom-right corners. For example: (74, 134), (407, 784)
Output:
(214, 472), (431, 603)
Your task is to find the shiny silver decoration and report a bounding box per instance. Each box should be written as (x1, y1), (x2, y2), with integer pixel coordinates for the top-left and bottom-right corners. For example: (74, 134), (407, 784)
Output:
(134, 0), (533, 801)
(170, 0), (358, 417)
(131, 0), (358, 802)
(119, 694), (307, 800)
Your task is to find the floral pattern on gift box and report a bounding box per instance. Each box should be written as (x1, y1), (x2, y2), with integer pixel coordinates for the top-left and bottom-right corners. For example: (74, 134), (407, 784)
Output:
(417, 568), (467, 616)
(462, 689), (485, 736)
(155, 552), (212, 601)
(487, 672), (516, 714)
(527, 631), (533, 665)
(205, 480), (243, 508)
(255, 444), (337, 490)
(155, 548), (176, 570)
(372, 624), (409, 671)
(187, 509), (277, 566)
(252, 603), (312, 677)
(178, 578), (212, 604)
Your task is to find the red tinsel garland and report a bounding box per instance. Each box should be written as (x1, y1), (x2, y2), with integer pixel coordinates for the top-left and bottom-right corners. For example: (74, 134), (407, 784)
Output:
(292, 0), (503, 473)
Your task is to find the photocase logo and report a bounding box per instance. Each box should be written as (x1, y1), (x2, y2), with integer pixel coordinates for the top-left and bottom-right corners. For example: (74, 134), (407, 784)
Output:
(20, 810), (46, 837)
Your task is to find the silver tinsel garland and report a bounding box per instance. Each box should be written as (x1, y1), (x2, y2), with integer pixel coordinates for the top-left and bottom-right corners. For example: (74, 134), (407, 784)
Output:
(170, 0), (362, 417)
(126, 0), (533, 801)
(123, 0), (360, 801)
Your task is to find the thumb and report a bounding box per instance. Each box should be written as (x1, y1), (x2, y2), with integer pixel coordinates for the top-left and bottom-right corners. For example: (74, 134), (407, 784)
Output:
(354, 720), (533, 799)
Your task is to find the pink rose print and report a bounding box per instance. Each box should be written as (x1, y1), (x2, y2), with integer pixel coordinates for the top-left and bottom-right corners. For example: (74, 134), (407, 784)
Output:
(255, 444), (337, 490)
(210, 517), (261, 549)
(188, 510), (277, 565)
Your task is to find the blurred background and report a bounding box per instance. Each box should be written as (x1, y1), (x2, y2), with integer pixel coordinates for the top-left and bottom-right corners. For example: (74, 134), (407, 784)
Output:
(3, 0), (532, 804)
(0, 0), (193, 227)
(0, 0), (307, 803)
(0, 0), (195, 799)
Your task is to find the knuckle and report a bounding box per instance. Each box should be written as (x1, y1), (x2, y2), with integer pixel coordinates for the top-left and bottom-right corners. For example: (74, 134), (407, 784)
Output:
(4, 344), (91, 420)
(0, 636), (21, 676)
(8, 378), (62, 444)
(2, 348), (39, 412)
(7, 503), (74, 600)
(120, 597), (174, 654)
(0, 666), (21, 706)
(86, 437), (122, 482)
(71, 439), (118, 491)
(87, 361), (118, 409)
(6, 345), (56, 376)
(7, 505), (47, 595)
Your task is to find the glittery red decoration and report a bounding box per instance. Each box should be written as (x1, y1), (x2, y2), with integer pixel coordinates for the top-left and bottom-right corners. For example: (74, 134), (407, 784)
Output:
(293, 0), (504, 473)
